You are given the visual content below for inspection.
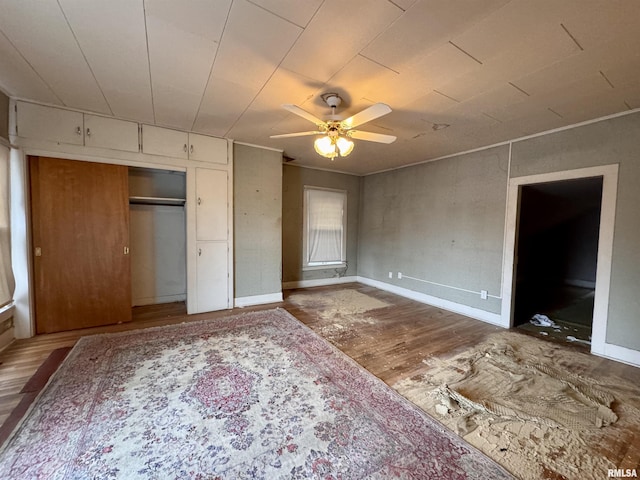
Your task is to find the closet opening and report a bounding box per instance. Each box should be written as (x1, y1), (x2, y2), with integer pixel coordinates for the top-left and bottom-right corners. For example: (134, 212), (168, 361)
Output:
(128, 167), (187, 314)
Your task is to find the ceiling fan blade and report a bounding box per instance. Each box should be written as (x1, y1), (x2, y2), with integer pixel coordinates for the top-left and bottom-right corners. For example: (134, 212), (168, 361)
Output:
(349, 130), (397, 144)
(282, 104), (325, 126)
(341, 103), (392, 129)
(270, 131), (323, 139)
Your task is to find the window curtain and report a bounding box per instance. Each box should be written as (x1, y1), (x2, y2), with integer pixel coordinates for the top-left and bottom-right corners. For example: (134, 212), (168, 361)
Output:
(306, 189), (344, 264)
(0, 145), (15, 308)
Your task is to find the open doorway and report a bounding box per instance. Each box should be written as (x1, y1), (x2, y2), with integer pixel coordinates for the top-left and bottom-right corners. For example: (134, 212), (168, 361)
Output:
(513, 176), (603, 346)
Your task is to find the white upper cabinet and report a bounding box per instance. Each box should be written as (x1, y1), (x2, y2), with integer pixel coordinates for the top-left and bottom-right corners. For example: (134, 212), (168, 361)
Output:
(15, 101), (227, 163)
(142, 124), (227, 163)
(17, 101), (84, 145)
(188, 132), (227, 164)
(16, 101), (139, 152)
(141, 124), (189, 159)
(84, 114), (139, 152)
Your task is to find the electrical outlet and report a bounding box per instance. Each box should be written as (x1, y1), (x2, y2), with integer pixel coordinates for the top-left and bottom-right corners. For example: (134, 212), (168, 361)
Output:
(480, 290), (488, 300)
(398, 272), (402, 279)
(388, 271), (393, 279)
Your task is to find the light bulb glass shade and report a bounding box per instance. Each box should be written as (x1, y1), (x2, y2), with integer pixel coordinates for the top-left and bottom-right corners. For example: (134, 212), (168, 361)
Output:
(314, 135), (337, 158)
(336, 136), (354, 157)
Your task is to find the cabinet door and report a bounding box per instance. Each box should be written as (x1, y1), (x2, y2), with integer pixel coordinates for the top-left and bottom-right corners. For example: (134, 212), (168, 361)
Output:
(84, 115), (139, 152)
(188, 133), (227, 164)
(196, 241), (228, 311)
(17, 101), (84, 145)
(30, 157), (131, 333)
(195, 168), (228, 241)
(142, 124), (189, 159)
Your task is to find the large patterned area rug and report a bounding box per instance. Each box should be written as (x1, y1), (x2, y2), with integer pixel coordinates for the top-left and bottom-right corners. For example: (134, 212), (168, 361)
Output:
(0, 309), (512, 479)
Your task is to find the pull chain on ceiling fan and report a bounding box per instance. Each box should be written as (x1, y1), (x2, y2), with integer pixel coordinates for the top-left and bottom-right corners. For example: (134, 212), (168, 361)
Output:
(270, 93), (397, 160)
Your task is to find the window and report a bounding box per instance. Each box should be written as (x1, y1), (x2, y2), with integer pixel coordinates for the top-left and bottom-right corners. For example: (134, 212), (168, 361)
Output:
(303, 187), (347, 269)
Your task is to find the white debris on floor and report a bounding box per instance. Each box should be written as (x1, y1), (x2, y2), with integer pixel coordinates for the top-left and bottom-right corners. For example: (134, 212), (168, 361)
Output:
(529, 313), (558, 328)
(394, 331), (640, 480)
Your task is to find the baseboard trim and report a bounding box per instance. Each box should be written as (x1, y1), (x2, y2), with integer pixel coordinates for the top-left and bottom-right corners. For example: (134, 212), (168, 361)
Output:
(132, 294), (187, 307)
(593, 342), (640, 368)
(282, 276), (358, 290)
(234, 292), (283, 308)
(356, 276), (505, 327)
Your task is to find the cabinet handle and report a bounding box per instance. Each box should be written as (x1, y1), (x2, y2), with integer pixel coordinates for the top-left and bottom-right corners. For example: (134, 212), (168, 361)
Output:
(76, 126), (82, 135)
(198, 248), (202, 257)
(190, 144), (194, 154)
(124, 246), (130, 255)
(86, 128), (91, 137)
(197, 197), (202, 205)
(183, 143), (188, 152)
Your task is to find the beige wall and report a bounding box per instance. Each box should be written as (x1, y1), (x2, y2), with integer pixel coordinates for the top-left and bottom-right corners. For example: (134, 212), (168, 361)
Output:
(358, 111), (640, 353)
(282, 165), (360, 283)
(511, 112), (640, 350)
(234, 144), (282, 298)
(358, 145), (509, 314)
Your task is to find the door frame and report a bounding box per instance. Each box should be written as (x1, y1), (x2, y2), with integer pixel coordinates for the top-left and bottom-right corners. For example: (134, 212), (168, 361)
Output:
(500, 164), (619, 359)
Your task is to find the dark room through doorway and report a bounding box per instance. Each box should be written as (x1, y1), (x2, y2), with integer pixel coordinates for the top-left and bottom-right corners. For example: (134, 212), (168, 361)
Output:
(513, 176), (603, 346)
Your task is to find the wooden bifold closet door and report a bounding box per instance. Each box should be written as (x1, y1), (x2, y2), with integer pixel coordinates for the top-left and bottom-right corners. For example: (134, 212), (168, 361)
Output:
(30, 156), (132, 334)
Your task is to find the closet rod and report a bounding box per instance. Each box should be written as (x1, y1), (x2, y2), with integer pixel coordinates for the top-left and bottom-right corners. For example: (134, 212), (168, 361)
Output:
(129, 196), (186, 206)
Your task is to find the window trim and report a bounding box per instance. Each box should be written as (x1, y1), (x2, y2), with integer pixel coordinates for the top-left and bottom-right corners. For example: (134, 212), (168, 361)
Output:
(302, 186), (347, 271)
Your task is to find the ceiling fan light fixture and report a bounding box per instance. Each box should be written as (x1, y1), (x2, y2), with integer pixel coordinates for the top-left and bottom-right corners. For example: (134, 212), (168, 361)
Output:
(314, 134), (354, 160)
(336, 136), (354, 157)
(274, 94), (395, 161)
(314, 135), (338, 159)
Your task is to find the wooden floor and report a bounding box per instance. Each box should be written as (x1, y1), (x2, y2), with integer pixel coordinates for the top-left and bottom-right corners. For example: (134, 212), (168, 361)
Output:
(1, 283), (639, 473)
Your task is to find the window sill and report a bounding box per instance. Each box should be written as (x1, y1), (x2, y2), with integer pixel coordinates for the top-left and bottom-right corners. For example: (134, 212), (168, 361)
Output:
(0, 302), (15, 324)
(302, 263), (347, 272)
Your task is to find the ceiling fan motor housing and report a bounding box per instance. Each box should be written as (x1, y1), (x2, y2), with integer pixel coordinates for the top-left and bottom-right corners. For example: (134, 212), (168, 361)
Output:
(322, 93), (342, 109)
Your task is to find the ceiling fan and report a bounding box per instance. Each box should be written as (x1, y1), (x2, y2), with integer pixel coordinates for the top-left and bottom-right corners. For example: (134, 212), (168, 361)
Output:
(270, 93), (396, 160)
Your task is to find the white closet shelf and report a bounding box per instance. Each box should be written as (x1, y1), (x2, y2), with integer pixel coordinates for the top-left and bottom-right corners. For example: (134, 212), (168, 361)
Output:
(129, 196), (186, 206)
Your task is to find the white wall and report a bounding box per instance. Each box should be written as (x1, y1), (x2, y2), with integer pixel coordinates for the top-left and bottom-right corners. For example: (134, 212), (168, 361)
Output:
(130, 205), (186, 305)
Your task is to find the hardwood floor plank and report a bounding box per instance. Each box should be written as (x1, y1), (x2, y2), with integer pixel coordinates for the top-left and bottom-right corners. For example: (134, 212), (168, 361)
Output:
(0, 283), (638, 476)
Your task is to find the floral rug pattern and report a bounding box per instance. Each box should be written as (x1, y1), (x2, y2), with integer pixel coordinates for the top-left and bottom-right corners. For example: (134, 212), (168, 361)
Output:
(0, 308), (512, 479)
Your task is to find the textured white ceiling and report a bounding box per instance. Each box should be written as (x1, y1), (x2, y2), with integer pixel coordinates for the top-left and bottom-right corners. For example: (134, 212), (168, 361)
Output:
(0, 0), (638, 174)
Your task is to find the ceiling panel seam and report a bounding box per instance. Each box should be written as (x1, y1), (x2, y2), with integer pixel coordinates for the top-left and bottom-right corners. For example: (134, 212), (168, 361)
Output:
(190, 1), (234, 132)
(432, 89), (461, 103)
(245, 0), (321, 29)
(599, 70), (615, 89)
(222, 20), (307, 137)
(142, 0), (156, 124)
(57, 0), (113, 116)
(287, 2), (406, 111)
(508, 82), (530, 97)
(448, 41), (483, 65)
(358, 53), (400, 75)
(547, 107), (563, 118)
(0, 28), (63, 105)
(560, 23), (584, 51)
